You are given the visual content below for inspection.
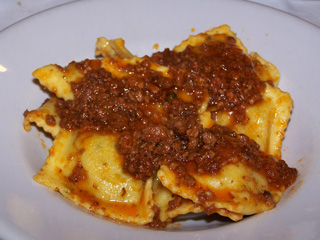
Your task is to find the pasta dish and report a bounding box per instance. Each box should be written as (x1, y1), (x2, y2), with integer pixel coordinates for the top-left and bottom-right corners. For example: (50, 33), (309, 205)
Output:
(23, 25), (297, 228)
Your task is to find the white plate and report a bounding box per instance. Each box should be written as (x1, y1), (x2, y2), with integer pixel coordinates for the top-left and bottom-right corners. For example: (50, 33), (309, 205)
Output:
(0, 0), (319, 239)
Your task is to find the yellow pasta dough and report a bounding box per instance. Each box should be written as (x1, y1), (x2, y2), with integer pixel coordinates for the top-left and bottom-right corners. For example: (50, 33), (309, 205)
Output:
(24, 25), (297, 227)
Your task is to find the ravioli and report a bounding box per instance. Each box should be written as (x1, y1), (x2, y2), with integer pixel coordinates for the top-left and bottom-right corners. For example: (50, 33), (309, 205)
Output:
(200, 84), (293, 158)
(152, 176), (203, 223)
(24, 25), (297, 227)
(157, 125), (296, 221)
(150, 25), (289, 158)
(24, 97), (61, 138)
(34, 130), (155, 224)
(176, 25), (289, 158)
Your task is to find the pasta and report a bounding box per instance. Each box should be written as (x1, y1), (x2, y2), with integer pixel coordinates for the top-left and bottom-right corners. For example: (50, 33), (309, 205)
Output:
(24, 25), (297, 228)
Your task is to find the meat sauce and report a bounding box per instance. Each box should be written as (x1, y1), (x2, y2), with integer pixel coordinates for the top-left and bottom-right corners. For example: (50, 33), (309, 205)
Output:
(56, 35), (297, 192)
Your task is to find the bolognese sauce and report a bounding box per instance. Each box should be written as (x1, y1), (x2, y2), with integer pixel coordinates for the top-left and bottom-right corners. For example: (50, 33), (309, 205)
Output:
(55, 34), (297, 192)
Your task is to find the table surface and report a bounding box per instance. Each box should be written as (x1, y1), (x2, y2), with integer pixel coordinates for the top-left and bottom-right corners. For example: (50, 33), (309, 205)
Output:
(1, 0), (320, 32)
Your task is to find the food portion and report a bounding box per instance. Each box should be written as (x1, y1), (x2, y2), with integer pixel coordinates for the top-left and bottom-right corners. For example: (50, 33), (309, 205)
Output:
(157, 125), (296, 221)
(23, 25), (297, 228)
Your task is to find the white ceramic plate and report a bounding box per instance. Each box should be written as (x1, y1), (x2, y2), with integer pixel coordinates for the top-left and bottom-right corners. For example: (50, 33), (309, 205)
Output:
(1, 0), (319, 239)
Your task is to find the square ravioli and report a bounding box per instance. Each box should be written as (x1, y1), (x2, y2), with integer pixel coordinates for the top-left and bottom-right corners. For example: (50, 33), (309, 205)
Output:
(24, 25), (297, 228)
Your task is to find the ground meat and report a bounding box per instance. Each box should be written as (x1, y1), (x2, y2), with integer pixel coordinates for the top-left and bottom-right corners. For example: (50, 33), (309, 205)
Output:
(117, 125), (175, 181)
(45, 114), (56, 126)
(167, 196), (183, 211)
(68, 160), (87, 184)
(151, 35), (266, 122)
(198, 190), (216, 203)
(148, 206), (166, 229)
(57, 34), (265, 133)
(56, 34), (297, 189)
(187, 125), (297, 189)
